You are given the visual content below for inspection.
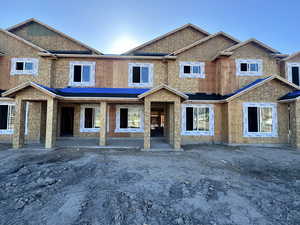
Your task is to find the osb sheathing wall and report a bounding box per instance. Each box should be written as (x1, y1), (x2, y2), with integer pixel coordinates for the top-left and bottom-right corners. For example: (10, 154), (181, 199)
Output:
(289, 101), (300, 148)
(222, 43), (280, 95)
(10, 22), (90, 52)
(53, 58), (168, 88)
(227, 80), (294, 145)
(56, 103), (144, 138)
(281, 55), (300, 79)
(167, 36), (236, 93)
(134, 27), (208, 54)
(0, 31), (53, 90)
(181, 103), (223, 144)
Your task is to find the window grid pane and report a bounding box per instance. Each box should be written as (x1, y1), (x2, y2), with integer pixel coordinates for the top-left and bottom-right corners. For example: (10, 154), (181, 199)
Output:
(73, 65), (82, 82)
(192, 66), (201, 74)
(82, 66), (91, 82)
(260, 107), (273, 132)
(7, 106), (15, 130)
(250, 63), (258, 72)
(141, 67), (149, 83)
(183, 65), (191, 74)
(94, 108), (100, 128)
(25, 62), (33, 71)
(16, 62), (24, 71)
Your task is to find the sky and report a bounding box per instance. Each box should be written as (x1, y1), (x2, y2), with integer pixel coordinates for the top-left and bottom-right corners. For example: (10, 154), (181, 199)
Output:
(0, 0), (299, 54)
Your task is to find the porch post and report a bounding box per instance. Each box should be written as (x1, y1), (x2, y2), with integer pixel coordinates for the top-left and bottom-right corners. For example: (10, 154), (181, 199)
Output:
(45, 98), (57, 149)
(99, 102), (107, 146)
(144, 99), (151, 149)
(13, 99), (26, 149)
(173, 101), (181, 150)
(292, 100), (300, 148)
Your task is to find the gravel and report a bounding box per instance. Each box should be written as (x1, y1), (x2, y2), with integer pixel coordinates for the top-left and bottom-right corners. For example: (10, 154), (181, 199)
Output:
(0, 144), (300, 225)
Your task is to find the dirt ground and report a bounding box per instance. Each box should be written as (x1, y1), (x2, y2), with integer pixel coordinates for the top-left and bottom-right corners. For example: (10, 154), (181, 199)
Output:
(0, 144), (300, 225)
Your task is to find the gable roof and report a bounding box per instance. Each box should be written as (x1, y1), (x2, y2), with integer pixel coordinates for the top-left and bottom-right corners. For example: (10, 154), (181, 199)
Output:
(138, 84), (188, 100)
(282, 51), (300, 61)
(168, 31), (239, 56)
(225, 75), (299, 101)
(123, 23), (210, 55)
(222, 38), (280, 54)
(7, 18), (102, 55)
(0, 28), (49, 53)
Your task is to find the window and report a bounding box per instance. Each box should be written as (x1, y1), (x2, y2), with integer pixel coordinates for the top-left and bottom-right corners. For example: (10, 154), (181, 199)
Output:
(128, 63), (153, 87)
(236, 59), (263, 76)
(243, 103), (277, 137)
(10, 58), (38, 75)
(80, 105), (100, 132)
(0, 103), (15, 134)
(179, 62), (205, 78)
(181, 104), (214, 136)
(69, 61), (95, 87)
(115, 105), (144, 132)
(287, 63), (300, 86)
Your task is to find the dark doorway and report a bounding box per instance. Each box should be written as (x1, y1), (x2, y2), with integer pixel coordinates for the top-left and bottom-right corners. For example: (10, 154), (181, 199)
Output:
(151, 108), (165, 137)
(60, 107), (74, 136)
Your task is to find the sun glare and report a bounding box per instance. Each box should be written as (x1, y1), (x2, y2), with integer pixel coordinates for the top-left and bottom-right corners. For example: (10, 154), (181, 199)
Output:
(109, 36), (139, 54)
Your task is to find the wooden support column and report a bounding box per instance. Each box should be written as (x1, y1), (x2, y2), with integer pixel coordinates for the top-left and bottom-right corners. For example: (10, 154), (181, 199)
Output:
(99, 102), (107, 146)
(45, 98), (57, 149)
(144, 99), (151, 149)
(173, 101), (181, 150)
(13, 99), (26, 149)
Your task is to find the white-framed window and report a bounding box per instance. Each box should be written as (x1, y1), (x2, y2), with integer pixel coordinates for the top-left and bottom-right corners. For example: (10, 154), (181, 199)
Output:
(181, 104), (214, 136)
(69, 61), (95, 87)
(0, 102), (15, 134)
(236, 59), (263, 76)
(115, 105), (144, 132)
(10, 58), (39, 75)
(80, 104), (100, 132)
(287, 62), (300, 86)
(179, 62), (205, 78)
(243, 102), (277, 137)
(128, 63), (153, 87)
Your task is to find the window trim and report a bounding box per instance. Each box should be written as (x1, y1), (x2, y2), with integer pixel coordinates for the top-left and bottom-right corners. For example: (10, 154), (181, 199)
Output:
(243, 102), (278, 137)
(0, 102), (15, 135)
(115, 104), (144, 132)
(181, 104), (214, 136)
(128, 63), (153, 87)
(179, 62), (205, 78)
(236, 59), (263, 76)
(287, 62), (300, 85)
(69, 61), (96, 87)
(80, 104), (100, 132)
(10, 58), (39, 75)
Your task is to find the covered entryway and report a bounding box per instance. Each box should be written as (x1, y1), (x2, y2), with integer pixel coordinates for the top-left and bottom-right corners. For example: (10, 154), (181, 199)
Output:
(138, 84), (188, 150)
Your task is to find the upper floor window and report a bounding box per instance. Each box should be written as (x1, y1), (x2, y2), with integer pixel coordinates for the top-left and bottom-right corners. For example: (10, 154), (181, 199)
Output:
(10, 58), (38, 75)
(115, 105), (144, 132)
(80, 105), (100, 132)
(236, 59), (262, 76)
(181, 104), (214, 136)
(243, 102), (277, 137)
(128, 63), (153, 87)
(179, 62), (205, 78)
(0, 103), (15, 134)
(287, 63), (300, 86)
(69, 61), (95, 87)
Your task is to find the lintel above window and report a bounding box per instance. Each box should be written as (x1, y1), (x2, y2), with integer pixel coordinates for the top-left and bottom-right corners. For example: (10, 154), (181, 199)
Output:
(69, 61), (95, 87)
(179, 62), (205, 78)
(128, 63), (153, 87)
(236, 59), (263, 76)
(10, 58), (39, 75)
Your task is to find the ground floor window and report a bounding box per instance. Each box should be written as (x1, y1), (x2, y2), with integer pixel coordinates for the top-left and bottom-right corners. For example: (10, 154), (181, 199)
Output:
(181, 104), (214, 136)
(115, 105), (144, 132)
(80, 105), (100, 132)
(0, 103), (15, 134)
(243, 102), (277, 137)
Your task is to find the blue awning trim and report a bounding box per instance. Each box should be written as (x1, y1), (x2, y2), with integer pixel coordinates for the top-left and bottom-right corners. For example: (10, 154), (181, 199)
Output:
(279, 90), (300, 100)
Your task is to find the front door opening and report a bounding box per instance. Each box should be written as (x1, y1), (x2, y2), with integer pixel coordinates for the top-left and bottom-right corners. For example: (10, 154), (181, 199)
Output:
(60, 107), (74, 136)
(151, 107), (164, 137)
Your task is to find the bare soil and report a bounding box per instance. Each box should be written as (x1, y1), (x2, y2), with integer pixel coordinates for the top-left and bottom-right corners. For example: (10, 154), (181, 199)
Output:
(0, 144), (300, 225)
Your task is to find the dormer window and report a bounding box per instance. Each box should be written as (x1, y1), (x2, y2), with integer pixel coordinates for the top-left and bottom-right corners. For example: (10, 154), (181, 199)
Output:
(128, 63), (153, 87)
(236, 59), (262, 76)
(179, 62), (205, 78)
(69, 61), (95, 87)
(11, 58), (38, 75)
(287, 63), (300, 86)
